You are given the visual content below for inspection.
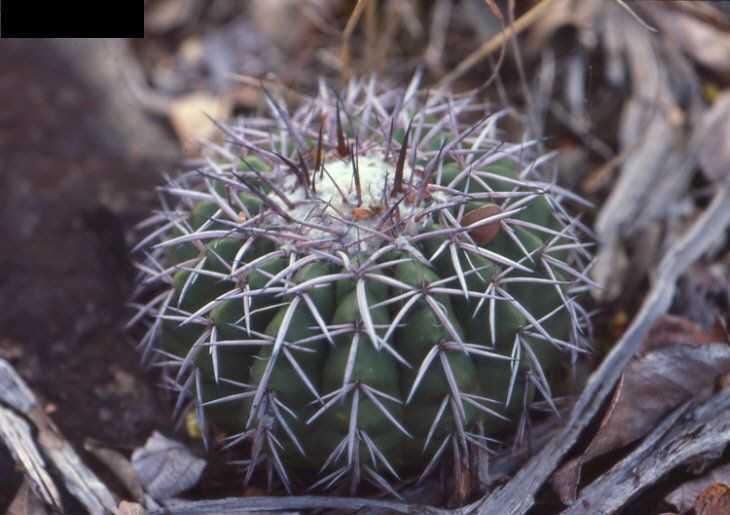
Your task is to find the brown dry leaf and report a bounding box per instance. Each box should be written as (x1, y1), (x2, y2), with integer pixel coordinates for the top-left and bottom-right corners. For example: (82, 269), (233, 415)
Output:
(168, 92), (231, 156)
(531, 1), (730, 75)
(660, 0), (730, 23)
(552, 315), (730, 504)
(145, 0), (200, 34)
(695, 483), (730, 515)
(84, 440), (145, 503)
(526, 0), (601, 52)
(639, 314), (724, 355)
(666, 463), (730, 513)
(641, 2), (730, 74)
(7, 480), (52, 515)
(114, 501), (148, 515)
(694, 91), (730, 183)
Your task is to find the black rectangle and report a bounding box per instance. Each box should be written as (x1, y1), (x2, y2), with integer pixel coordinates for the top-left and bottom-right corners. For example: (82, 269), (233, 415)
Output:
(1, 1), (141, 37)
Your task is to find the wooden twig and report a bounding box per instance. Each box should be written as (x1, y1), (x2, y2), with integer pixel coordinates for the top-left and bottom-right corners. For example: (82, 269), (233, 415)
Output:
(436, 0), (555, 90)
(226, 73), (309, 105)
(613, 0), (658, 32)
(563, 383), (730, 514)
(472, 183), (730, 514)
(155, 495), (449, 515)
(0, 406), (62, 509)
(0, 359), (119, 515)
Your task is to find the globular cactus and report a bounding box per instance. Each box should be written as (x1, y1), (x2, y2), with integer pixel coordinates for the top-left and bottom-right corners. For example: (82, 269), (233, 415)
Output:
(130, 75), (592, 495)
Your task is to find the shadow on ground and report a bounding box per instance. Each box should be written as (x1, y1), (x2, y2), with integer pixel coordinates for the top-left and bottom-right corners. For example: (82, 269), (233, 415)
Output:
(0, 39), (177, 509)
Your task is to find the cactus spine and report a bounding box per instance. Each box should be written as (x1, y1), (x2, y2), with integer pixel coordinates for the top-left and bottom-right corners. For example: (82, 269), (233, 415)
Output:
(130, 75), (592, 494)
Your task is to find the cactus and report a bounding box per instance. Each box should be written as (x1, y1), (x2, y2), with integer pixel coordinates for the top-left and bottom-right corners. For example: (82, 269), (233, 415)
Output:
(130, 75), (592, 494)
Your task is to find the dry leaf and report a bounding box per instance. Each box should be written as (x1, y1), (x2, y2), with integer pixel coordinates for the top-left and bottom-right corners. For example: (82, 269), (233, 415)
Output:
(552, 316), (730, 504)
(642, 3), (730, 74)
(145, 0), (200, 34)
(694, 91), (730, 183)
(695, 483), (730, 515)
(7, 480), (52, 515)
(114, 501), (148, 515)
(591, 4), (699, 302)
(666, 462), (730, 513)
(639, 314), (723, 355)
(526, 0), (602, 53)
(131, 432), (206, 500)
(168, 92), (231, 156)
(84, 440), (145, 503)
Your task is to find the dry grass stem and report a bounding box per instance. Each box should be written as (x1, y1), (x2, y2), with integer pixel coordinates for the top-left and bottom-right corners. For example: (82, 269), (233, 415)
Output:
(437, 0), (556, 90)
(226, 73), (309, 104)
(340, 0), (371, 79)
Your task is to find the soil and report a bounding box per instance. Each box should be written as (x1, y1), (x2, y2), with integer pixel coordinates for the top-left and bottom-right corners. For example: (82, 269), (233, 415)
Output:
(0, 40), (175, 508)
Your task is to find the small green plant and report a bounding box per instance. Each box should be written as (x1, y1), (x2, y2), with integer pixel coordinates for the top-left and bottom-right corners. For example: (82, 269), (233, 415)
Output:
(130, 75), (591, 494)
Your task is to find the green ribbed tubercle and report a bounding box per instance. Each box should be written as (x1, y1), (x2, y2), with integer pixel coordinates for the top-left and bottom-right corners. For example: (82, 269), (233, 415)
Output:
(132, 79), (590, 494)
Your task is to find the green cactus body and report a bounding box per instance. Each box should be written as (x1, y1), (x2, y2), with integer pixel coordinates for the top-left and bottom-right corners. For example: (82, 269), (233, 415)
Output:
(131, 76), (591, 494)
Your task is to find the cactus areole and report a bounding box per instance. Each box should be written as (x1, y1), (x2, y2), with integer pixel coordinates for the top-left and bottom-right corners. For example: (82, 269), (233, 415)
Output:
(131, 76), (592, 495)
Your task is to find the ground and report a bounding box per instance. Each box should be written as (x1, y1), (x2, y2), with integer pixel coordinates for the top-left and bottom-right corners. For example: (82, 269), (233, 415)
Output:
(0, 39), (173, 509)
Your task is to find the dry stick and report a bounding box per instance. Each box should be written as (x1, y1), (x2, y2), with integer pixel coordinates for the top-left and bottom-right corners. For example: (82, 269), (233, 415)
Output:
(0, 359), (119, 515)
(227, 73), (309, 105)
(423, 0), (453, 75)
(563, 378), (730, 514)
(614, 0), (658, 32)
(364, 0), (379, 71)
(506, 0), (541, 142)
(0, 406), (63, 509)
(374, 1), (402, 74)
(436, 0), (555, 90)
(472, 183), (730, 515)
(153, 495), (449, 515)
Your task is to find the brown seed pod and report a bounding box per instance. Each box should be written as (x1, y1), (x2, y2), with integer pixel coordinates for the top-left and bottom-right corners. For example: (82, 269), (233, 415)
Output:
(462, 203), (502, 244)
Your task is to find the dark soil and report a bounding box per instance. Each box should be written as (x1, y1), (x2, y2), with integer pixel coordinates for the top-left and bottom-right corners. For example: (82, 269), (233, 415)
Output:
(0, 39), (175, 508)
